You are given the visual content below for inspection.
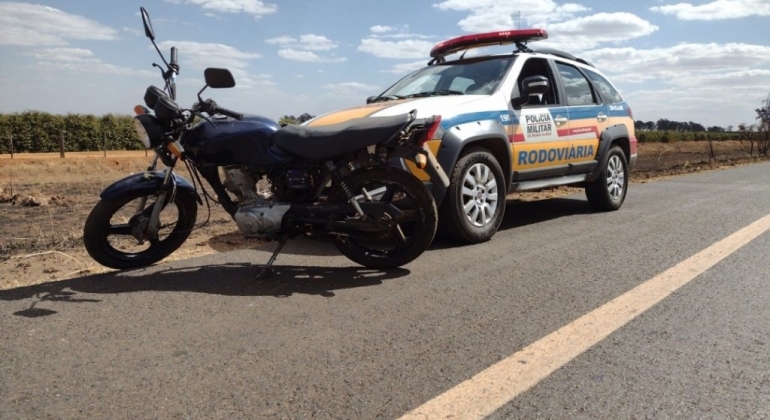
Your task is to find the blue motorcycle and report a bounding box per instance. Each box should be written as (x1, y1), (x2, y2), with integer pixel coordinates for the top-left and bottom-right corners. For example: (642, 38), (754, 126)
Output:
(83, 8), (448, 277)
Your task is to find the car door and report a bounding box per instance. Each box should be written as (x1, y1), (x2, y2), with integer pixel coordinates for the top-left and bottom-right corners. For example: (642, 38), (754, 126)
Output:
(553, 61), (608, 174)
(510, 57), (571, 181)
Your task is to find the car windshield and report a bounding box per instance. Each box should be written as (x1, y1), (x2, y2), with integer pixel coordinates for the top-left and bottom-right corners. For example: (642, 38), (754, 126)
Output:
(373, 57), (515, 102)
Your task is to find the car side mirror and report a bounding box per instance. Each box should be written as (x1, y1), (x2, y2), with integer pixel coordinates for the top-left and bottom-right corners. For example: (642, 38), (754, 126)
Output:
(511, 75), (549, 109)
(366, 96), (377, 104)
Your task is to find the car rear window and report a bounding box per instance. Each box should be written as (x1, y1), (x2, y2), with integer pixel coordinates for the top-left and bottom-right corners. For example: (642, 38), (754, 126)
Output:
(584, 69), (624, 104)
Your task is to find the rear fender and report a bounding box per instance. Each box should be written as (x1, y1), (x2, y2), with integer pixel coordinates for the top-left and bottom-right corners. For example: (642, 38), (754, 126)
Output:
(100, 171), (202, 205)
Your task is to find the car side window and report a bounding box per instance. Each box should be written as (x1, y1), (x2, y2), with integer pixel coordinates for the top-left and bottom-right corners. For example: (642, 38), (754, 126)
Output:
(555, 62), (597, 106)
(584, 69), (624, 104)
(514, 58), (559, 106)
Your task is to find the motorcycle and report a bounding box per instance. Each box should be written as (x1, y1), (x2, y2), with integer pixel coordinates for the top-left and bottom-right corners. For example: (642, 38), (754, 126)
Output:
(82, 7), (449, 277)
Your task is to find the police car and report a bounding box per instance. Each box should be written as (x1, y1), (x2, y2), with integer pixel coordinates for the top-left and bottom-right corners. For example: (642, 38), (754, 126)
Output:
(307, 29), (636, 243)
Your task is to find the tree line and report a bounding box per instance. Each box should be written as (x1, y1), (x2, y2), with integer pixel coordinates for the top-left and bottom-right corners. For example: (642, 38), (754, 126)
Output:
(0, 111), (320, 154)
(0, 111), (140, 154)
(0, 110), (764, 154)
(634, 119), (733, 133)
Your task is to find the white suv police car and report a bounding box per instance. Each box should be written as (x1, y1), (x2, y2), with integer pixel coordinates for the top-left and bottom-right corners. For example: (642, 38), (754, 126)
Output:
(307, 29), (637, 243)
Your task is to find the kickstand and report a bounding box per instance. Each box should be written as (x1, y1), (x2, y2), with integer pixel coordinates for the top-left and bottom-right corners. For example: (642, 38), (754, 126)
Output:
(256, 236), (288, 279)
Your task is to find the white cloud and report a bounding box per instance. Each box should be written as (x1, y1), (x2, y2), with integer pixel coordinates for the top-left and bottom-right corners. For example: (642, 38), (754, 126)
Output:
(382, 60), (427, 75)
(371, 25), (397, 33)
(580, 43), (770, 127)
(0, 2), (118, 47)
(266, 34), (338, 51)
(582, 43), (770, 75)
(31, 47), (94, 61)
(122, 26), (143, 37)
(358, 38), (435, 59)
(157, 40), (262, 70)
(166, 0), (277, 19)
(433, 0), (591, 32)
(323, 82), (380, 96)
(651, 0), (770, 20)
(23, 47), (155, 77)
(539, 12), (659, 51)
(265, 36), (295, 46)
(278, 49), (346, 63)
(237, 73), (276, 88)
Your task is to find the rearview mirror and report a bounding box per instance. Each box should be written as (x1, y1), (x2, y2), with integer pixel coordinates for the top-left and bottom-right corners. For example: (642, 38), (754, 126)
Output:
(366, 96), (377, 104)
(140, 7), (155, 40)
(204, 68), (236, 88)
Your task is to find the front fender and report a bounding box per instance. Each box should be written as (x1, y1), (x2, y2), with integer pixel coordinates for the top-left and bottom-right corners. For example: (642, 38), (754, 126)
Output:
(100, 171), (202, 204)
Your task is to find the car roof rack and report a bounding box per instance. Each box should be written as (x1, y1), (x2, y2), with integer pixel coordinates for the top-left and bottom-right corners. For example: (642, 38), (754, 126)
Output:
(530, 48), (594, 67)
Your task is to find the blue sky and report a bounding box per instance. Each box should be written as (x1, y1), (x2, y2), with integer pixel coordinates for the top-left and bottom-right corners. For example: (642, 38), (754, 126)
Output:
(0, 0), (768, 128)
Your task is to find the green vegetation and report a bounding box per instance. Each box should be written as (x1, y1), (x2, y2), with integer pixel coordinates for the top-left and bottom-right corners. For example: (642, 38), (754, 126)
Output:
(0, 111), (141, 154)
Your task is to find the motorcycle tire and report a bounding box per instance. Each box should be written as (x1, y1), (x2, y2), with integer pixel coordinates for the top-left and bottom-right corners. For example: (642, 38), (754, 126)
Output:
(328, 168), (438, 269)
(83, 189), (198, 270)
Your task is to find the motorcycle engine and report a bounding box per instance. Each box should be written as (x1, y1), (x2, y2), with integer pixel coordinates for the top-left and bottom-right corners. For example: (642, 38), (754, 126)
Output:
(223, 166), (291, 236)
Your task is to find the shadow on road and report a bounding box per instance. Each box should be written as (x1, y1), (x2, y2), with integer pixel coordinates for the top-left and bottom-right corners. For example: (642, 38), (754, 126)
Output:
(0, 263), (410, 317)
(430, 197), (592, 250)
(2, 197), (590, 317)
(499, 197), (593, 231)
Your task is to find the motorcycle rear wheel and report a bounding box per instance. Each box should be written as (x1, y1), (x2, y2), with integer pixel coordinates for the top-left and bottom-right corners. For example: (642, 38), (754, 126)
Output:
(328, 168), (437, 269)
(83, 190), (197, 270)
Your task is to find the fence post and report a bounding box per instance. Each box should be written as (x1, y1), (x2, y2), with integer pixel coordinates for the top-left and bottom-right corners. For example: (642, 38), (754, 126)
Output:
(59, 130), (65, 158)
(103, 131), (107, 158)
(8, 128), (13, 159)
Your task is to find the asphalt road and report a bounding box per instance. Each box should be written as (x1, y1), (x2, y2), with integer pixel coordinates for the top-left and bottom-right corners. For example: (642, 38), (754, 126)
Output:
(2, 162), (770, 419)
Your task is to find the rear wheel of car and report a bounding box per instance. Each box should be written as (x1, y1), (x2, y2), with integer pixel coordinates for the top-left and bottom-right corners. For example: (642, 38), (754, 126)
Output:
(439, 147), (506, 243)
(585, 145), (628, 211)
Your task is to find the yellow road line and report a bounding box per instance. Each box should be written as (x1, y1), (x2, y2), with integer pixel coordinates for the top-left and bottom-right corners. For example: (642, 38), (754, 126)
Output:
(400, 213), (770, 420)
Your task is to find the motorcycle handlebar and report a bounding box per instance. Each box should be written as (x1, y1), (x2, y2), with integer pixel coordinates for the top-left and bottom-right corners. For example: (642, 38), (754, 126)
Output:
(211, 105), (243, 120)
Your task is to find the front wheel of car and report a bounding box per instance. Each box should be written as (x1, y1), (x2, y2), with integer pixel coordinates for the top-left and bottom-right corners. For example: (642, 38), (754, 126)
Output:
(585, 145), (628, 211)
(439, 147), (506, 243)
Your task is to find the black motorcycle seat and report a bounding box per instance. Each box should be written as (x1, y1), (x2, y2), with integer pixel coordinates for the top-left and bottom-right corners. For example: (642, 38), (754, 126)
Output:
(272, 114), (411, 160)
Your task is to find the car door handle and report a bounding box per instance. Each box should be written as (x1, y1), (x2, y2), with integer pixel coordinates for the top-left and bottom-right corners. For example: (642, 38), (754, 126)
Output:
(554, 116), (568, 127)
(597, 112), (607, 123)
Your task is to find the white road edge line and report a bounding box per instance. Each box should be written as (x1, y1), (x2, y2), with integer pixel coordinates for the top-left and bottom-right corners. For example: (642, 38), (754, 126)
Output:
(400, 213), (770, 420)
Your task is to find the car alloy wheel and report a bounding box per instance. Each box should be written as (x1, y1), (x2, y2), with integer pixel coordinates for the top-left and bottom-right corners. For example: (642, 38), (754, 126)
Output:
(461, 162), (499, 227)
(606, 154), (625, 200)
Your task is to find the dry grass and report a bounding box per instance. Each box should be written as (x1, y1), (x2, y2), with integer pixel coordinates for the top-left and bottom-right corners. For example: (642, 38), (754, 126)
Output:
(0, 151), (200, 187)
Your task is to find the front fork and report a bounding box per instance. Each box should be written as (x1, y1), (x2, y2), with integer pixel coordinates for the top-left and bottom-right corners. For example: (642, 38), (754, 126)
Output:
(136, 146), (180, 240)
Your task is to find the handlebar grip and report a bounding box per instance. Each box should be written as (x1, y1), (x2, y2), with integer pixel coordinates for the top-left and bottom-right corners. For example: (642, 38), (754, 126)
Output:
(170, 47), (178, 70)
(212, 105), (243, 120)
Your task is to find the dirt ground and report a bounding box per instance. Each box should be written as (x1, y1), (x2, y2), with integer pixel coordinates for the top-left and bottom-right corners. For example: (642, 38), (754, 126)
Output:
(0, 141), (766, 290)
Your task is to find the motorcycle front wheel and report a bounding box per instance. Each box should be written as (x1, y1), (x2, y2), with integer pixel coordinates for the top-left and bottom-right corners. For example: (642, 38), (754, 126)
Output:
(83, 190), (198, 270)
(328, 168), (438, 269)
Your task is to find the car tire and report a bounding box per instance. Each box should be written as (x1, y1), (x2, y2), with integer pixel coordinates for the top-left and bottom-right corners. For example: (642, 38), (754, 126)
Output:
(439, 147), (506, 243)
(585, 145), (628, 211)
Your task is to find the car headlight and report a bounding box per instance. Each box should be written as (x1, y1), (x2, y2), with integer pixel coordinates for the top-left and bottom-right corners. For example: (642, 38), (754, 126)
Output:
(133, 114), (165, 149)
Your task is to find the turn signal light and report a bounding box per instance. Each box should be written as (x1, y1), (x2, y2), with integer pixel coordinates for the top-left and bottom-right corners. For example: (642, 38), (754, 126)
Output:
(414, 153), (428, 169)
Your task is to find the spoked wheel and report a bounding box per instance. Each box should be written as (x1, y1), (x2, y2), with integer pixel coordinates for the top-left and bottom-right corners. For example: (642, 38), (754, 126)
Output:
(83, 190), (198, 269)
(328, 168), (438, 269)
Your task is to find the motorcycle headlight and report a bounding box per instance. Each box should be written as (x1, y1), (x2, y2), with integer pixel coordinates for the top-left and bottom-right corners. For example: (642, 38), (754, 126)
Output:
(133, 114), (165, 149)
